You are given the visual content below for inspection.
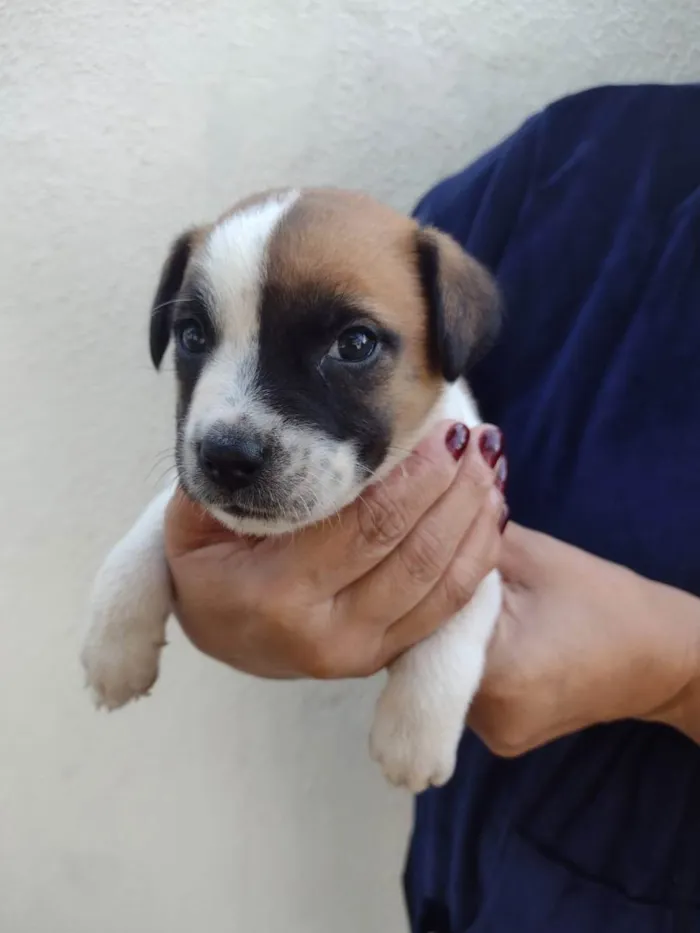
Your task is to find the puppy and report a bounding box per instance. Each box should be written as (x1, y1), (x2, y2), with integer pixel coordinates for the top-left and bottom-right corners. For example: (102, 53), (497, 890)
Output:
(81, 188), (503, 793)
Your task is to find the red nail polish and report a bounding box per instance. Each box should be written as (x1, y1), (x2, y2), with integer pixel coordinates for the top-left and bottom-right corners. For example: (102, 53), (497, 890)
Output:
(499, 505), (510, 533)
(445, 423), (470, 460)
(495, 456), (508, 493)
(479, 427), (503, 467)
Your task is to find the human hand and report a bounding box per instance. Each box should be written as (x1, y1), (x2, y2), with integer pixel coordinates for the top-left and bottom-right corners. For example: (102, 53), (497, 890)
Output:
(469, 524), (700, 755)
(164, 422), (506, 680)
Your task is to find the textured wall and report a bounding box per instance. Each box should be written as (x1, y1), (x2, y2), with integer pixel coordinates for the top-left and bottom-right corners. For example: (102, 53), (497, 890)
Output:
(0, 2), (697, 931)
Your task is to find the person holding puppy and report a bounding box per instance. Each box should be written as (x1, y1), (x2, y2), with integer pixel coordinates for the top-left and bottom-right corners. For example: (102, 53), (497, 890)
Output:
(165, 85), (700, 932)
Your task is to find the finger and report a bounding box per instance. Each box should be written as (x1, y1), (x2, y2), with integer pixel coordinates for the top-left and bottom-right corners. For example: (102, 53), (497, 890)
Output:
(164, 487), (249, 558)
(338, 425), (502, 628)
(378, 483), (504, 664)
(272, 420), (469, 596)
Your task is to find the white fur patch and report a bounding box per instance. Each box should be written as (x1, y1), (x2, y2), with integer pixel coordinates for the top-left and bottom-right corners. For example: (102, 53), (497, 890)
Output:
(369, 567), (501, 792)
(186, 190), (300, 438)
(200, 190), (300, 343)
(81, 486), (174, 710)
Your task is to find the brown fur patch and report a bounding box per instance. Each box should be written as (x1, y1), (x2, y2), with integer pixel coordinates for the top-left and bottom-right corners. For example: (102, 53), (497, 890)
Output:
(265, 189), (446, 446)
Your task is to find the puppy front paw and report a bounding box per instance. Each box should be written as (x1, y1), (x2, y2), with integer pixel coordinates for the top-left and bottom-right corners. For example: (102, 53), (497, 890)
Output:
(81, 622), (164, 711)
(369, 676), (468, 793)
(81, 490), (174, 710)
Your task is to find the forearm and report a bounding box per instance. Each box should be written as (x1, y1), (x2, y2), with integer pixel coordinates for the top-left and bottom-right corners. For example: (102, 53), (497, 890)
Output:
(474, 525), (700, 757)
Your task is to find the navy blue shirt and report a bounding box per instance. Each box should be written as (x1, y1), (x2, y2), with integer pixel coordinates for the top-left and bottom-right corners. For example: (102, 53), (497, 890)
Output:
(405, 86), (700, 933)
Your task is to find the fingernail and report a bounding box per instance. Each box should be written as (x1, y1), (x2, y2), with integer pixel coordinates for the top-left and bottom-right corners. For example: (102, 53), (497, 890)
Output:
(499, 505), (510, 533)
(445, 422), (470, 460)
(479, 426), (503, 467)
(495, 456), (508, 493)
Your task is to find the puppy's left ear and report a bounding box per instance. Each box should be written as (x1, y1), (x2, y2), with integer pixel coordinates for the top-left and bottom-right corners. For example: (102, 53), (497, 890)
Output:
(416, 226), (502, 382)
(149, 229), (197, 370)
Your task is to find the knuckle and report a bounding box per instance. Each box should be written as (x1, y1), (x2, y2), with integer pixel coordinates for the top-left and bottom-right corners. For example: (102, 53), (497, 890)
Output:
(481, 724), (529, 758)
(357, 486), (410, 549)
(443, 534), (499, 612)
(442, 558), (480, 612)
(474, 694), (534, 759)
(457, 454), (493, 494)
(361, 648), (386, 677)
(347, 634), (385, 678)
(304, 639), (341, 680)
(410, 447), (455, 488)
(398, 436), (447, 475)
(176, 609), (208, 653)
(302, 625), (355, 680)
(399, 524), (448, 586)
(305, 626), (381, 680)
(481, 731), (519, 758)
(485, 485), (504, 514)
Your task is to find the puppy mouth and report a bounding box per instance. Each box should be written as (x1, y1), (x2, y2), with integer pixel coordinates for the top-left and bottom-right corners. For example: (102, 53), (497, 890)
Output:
(215, 490), (328, 527)
(215, 494), (327, 532)
(218, 501), (278, 521)
(178, 469), (315, 528)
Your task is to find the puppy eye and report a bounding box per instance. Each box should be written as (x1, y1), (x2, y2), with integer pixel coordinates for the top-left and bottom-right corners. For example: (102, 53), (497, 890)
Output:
(175, 319), (209, 355)
(329, 327), (378, 363)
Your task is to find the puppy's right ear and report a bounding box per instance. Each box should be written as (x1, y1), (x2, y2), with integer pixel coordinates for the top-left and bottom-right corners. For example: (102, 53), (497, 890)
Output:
(149, 230), (197, 370)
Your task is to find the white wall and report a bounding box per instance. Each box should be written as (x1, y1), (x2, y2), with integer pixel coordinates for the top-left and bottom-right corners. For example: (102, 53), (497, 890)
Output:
(0, 2), (697, 931)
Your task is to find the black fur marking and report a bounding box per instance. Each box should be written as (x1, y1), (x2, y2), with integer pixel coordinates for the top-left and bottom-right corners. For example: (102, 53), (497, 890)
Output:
(416, 234), (450, 378)
(149, 229), (196, 370)
(171, 285), (220, 427)
(256, 285), (400, 475)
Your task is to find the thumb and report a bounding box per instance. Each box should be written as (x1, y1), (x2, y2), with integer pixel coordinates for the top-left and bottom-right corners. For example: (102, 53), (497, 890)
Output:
(164, 487), (248, 557)
(497, 522), (548, 586)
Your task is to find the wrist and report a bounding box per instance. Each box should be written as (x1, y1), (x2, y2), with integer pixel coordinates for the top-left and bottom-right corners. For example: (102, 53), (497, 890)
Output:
(642, 580), (700, 742)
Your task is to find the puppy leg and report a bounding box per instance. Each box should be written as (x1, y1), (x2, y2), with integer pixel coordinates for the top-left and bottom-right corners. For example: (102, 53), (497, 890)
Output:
(369, 569), (501, 793)
(81, 487), (174, 710)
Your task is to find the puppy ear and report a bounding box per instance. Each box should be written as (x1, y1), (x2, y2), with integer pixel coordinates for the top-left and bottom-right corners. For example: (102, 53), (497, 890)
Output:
(149, 230), (197, 370)
(416, 226), (501, 382)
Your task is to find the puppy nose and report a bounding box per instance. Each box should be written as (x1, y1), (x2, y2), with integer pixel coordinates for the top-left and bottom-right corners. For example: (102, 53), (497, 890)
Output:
(198, 432), (266, 491)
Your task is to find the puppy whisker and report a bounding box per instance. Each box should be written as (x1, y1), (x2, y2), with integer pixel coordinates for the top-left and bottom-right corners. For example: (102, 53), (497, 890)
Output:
(150, 466), (177, 490)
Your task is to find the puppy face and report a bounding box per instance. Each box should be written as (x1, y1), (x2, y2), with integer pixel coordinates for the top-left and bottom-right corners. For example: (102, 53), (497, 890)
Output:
(149, 189), (499, 534)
